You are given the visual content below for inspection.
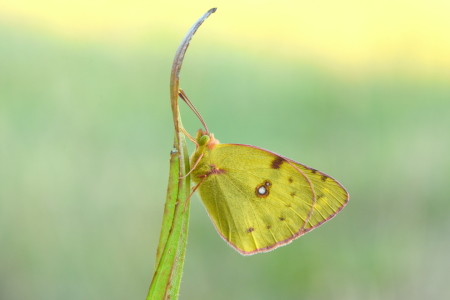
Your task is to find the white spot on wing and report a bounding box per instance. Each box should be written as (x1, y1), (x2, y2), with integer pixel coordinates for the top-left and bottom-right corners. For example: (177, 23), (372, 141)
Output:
(258, 186), (267, 195)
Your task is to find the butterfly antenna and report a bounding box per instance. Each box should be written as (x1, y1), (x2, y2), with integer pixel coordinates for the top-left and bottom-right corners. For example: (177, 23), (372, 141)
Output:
(179, 89), (209, 133)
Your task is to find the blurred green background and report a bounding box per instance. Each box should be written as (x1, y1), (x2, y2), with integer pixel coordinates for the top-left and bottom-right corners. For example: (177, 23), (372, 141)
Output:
(1, 1), (449, 299)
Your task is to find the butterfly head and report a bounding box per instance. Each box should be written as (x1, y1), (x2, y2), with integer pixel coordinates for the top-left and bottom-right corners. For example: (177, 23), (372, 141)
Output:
(195, 129), (220, 150)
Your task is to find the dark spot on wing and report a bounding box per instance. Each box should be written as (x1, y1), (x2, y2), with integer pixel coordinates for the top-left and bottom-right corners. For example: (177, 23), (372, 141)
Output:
(321, 175), (328, 181)
(255, 180), (272, 198)
(288, 177), (293, 183)
(271, 156), (285, 169)
(311, 168), (317, 174)
(247, 227), (254, 233)
(266, 225), (271, 229)
(279, 217), (285, 221)
(207, 164), (226, 175)
(290, 192), (296, 197)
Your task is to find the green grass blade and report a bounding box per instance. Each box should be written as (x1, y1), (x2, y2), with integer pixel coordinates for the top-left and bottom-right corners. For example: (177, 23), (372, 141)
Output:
(147, 8), (217, 300)
(147, 133), (190, 300)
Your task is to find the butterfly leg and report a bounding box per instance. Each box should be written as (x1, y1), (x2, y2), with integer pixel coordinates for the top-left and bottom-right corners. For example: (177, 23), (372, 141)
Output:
(180, 126), (197, 145)
(183, 174), (208, 212)
(179, 152), (204, 179)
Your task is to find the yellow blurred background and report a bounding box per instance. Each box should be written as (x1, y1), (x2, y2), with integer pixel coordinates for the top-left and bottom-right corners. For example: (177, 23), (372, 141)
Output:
(2, 0), (450, 74)
(1, 1), (449, 299)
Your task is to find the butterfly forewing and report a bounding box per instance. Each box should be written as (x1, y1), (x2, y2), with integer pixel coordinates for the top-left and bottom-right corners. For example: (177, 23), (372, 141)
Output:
(192, 143), (349, 255)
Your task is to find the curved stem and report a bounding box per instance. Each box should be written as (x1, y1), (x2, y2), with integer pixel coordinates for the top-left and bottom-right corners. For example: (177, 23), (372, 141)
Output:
(147, 8), (217, 300)
(170, 7), (217, 135)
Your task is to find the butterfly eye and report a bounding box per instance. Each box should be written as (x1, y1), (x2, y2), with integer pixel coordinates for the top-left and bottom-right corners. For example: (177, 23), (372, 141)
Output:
(255, 180), (272, 198)
(198, 135), (210, 146)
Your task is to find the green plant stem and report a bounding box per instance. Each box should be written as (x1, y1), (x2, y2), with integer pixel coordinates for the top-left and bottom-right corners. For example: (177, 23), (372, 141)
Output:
(147, 8), (217, 300)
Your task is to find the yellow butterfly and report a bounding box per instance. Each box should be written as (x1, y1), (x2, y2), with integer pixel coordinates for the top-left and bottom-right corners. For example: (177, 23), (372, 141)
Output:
(180, 90), (349, 255)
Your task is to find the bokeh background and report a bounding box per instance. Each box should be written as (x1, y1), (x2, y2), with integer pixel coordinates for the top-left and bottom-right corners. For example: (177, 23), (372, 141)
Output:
(1, 1), (449, 299)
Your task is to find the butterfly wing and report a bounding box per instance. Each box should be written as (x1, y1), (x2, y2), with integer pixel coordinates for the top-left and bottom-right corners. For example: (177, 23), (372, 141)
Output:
(194, 143), (349, 255)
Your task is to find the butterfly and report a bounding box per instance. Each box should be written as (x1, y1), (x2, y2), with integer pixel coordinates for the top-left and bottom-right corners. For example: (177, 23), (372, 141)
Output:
(180, 90), (349, 255)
